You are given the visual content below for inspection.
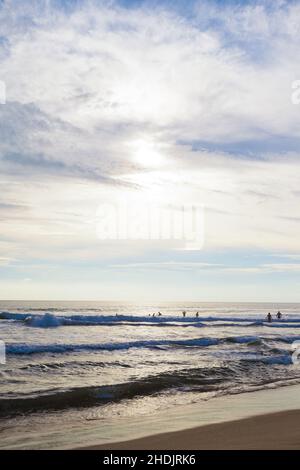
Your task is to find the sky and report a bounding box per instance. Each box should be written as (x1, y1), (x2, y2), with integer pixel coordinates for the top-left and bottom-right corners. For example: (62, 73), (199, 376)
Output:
(0, 0), (300, 301)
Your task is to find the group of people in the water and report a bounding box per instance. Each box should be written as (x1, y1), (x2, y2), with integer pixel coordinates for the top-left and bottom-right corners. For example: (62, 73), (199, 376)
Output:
(150, 310), (200, 317)
(148, 310), (284, 322)
(266, 311), (282, 322)
(149, 311), (201, 318)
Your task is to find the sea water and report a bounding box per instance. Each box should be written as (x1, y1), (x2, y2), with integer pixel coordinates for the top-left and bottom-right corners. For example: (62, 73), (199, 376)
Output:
(1, 301), (300, 449)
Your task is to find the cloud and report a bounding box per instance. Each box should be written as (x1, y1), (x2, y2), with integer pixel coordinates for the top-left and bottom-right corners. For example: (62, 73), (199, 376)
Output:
(108, 259), (300, 275)
(0, 102), (139, 185)
(0, 256), (15, 266)
(0, 0), (299, 276)
(270, 253), (300, 261)
(1, 0), (300, 142)
(1, 0), (300, 162)
(261, 263), (300, 272)
(109, 261), (223, 271)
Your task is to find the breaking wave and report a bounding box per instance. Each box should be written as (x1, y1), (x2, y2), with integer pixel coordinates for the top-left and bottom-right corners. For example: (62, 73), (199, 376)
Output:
(2, 311), (300, 329)
(0, 358), (296, 418)
(5, 333), (298, 357)
(6, 337), (220, 356)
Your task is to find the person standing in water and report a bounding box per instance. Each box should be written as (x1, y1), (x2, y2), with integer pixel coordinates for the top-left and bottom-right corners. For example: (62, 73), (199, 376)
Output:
(182, 311), (186, 318)
(267, 312), (272, 323)
(196, 312), (199, 318)
(277, 311), (282, 320)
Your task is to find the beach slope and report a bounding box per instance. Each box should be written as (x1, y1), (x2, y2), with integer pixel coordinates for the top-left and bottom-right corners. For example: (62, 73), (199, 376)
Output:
(82, 410), (300, 450)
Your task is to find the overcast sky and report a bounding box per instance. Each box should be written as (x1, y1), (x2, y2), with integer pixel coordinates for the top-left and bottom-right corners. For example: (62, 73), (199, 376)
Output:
(0, 0), (300, 301)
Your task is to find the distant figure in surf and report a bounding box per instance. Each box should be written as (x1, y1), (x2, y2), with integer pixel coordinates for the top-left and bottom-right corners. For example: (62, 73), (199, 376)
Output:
(196, 312), (199, 318)
(277, 311), (282, 320)
(182, 311), (186, 318)
(152, 313), (155, 317)
(158, 312), (162, 316)
(266, 312), (272, 323)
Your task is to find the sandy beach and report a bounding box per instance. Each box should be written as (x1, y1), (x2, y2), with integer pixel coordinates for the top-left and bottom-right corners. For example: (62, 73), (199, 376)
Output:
(81, 410), (300, 450)
(73, 384), (300, 451)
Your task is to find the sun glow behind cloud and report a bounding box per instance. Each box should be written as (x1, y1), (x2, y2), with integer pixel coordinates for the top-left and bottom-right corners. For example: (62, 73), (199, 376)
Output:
(130, 139), (166, 168)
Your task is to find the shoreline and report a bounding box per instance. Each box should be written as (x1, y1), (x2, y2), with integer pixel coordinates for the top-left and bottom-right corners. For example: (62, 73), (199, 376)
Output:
(80, 410), (300, 450)
(75, 383), (300, 451)
(1, 383), (300, 449)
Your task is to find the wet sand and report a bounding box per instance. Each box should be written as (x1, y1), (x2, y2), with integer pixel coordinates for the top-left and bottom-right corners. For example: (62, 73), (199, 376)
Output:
(81, 410), (300, 450)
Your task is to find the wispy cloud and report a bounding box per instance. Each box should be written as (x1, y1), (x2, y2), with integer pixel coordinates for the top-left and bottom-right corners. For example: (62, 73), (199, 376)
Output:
(109, 261), (224, 271)
(109, 260), (300, 274)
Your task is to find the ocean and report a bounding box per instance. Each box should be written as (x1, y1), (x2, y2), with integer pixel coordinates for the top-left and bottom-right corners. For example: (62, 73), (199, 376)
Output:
(1, 301), (300, 449)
